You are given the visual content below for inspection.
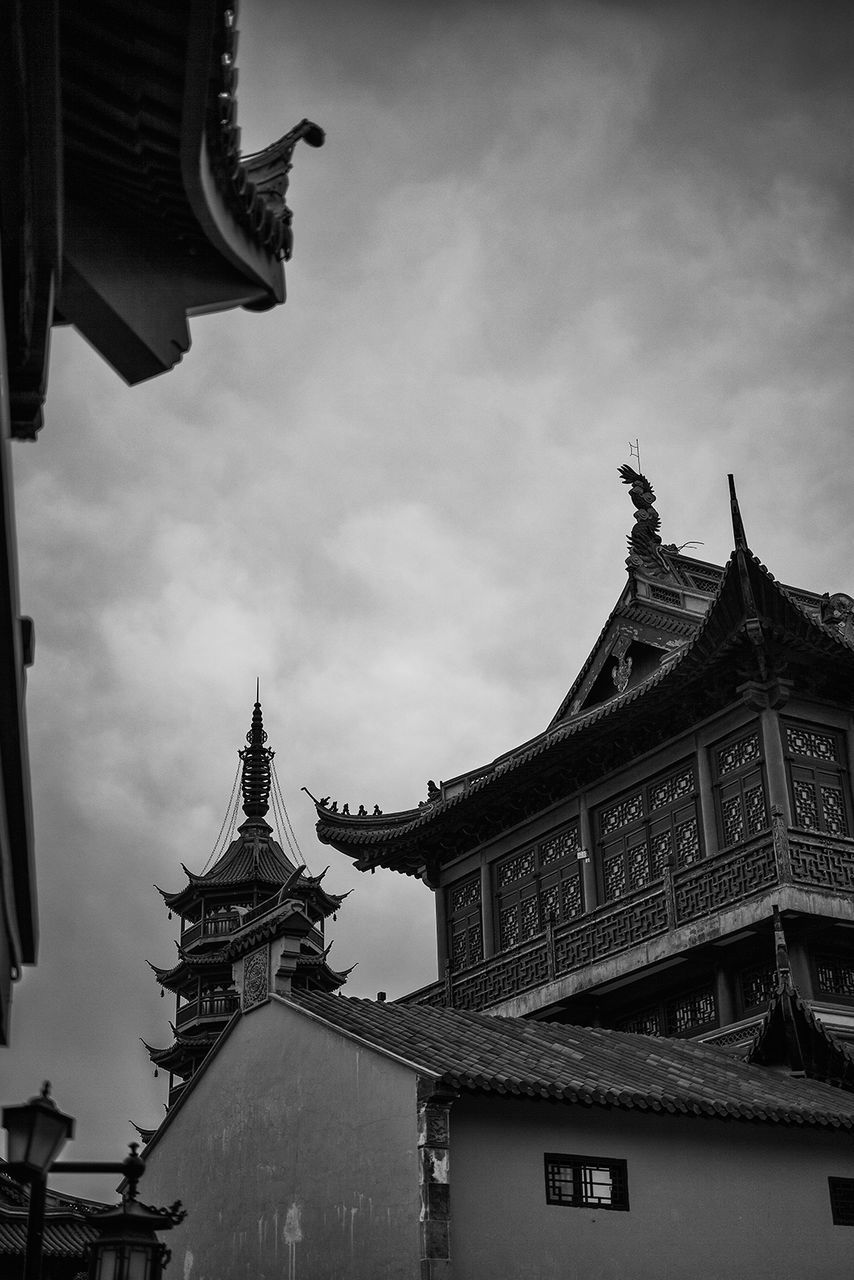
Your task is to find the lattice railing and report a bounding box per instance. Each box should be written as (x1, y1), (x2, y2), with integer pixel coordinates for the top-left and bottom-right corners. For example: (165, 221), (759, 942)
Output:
(789, 832), (854, 894)
(401, 827), (854, 1012)
(672, 835), (777, 925)
(554, 886), (668, 974)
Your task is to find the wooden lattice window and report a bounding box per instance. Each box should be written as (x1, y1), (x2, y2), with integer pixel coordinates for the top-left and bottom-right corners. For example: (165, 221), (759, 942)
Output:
(712, 727), (769, 848)
(495, 823), (584, 951)
(616, 983), (717, 1037)
(815, 955), (854, 1001)
(595, 762), (701, 904)
(545, 1154), (629, 1211)
(447, 874), (483, 972)
(784, 720), (851, 837)
(739, 961), (776, 1013)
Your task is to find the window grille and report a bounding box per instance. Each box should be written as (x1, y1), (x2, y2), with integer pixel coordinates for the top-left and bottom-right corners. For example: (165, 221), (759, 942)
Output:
(815, 955), (854, 1000)
(712, 727), (768, 848)
(616, 984), (717, 1037)
(545, 1154), (629, 1210)
(739, 962), (776, 1011)
(495, 823), (583, 951)
(595, 763), (701, 904)
(829, 1178), (854, 1225)
(784, 721), (851, 837)
(447, 874), (483, 972)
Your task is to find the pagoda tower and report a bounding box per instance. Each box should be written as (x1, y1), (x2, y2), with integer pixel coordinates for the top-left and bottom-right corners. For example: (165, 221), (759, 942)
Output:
(146, 697), (349, 1107)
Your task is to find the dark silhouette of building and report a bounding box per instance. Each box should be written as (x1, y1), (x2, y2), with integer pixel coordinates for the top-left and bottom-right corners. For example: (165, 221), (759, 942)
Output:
(0, 0), (323, 1041)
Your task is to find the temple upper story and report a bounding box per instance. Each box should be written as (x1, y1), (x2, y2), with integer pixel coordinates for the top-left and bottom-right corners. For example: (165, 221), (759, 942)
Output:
(312, 469), (854, 1053)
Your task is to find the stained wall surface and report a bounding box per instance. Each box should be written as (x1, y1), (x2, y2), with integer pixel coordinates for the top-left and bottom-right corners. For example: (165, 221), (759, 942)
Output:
(451, 1094), (854, 1280)
(141, 997), (422, 1280)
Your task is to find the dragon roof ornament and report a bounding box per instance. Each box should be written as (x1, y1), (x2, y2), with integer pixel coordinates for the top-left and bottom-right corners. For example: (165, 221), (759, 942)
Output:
(618, 464), (675, 579)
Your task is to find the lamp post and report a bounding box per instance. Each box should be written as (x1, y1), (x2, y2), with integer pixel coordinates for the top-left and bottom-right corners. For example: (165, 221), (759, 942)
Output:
(2, 1082), (74, 1280)
(2, 1084), (185, 1280)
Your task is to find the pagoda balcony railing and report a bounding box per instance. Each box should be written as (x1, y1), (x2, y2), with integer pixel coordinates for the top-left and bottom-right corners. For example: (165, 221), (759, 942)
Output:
(181, 914), (241, 946)
(175, 992), (239, 1027)
(405, 822), (854, 1013)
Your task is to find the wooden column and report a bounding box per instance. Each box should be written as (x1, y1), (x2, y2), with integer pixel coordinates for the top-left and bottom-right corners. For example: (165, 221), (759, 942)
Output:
(695, 737), (718, 857)
(433, 878), (448, 981)
(760, 707), (792, 825)
(714, 964), (736, 1027)
(480, 858), (494, 958)
(579, 797), (597, 910)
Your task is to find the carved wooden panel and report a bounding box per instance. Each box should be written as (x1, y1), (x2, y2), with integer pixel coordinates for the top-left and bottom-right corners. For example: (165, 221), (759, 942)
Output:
(673, 839), (776, 923)
(790, 835), (854, 892)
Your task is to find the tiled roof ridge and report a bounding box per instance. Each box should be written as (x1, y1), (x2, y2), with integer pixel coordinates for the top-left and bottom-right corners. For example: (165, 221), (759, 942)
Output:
(289, 991), (854, 1130)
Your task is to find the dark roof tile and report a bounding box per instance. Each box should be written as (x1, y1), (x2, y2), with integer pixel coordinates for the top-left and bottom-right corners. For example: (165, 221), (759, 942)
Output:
(289, 992), (854, 1130)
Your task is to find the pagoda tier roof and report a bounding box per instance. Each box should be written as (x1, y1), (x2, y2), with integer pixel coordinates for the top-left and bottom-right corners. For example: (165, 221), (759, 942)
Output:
(156, 818), (299, 911)
(148, 950), (231, 991)
(143, 1029), (220, 1069)
(316, 543), (854, 875)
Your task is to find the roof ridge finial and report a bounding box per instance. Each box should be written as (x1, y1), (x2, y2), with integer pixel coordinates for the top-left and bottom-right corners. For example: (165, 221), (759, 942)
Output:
(728, 473), (748, 551)
(239, 689), (274, 818)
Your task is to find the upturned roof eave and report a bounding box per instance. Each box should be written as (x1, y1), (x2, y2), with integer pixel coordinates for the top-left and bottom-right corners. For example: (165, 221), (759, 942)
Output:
(316, 550), (854, 871)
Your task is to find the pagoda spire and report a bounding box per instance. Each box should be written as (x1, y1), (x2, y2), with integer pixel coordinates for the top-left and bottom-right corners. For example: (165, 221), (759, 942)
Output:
(239, 686), (274, 818)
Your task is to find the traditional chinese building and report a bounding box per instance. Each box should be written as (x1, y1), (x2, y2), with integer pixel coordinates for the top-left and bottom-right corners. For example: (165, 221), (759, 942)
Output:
(146, 698), (349, 1107)
(315, 470), (854, 1053)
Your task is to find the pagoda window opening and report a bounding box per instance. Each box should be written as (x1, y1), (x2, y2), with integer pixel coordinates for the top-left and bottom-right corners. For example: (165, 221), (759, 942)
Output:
(595, 763), (700, 905)
(447, 874), (483, 972)
(711, 726), (769, 849)
(494, 822), (584, 953)
(783, 720), (852, 838)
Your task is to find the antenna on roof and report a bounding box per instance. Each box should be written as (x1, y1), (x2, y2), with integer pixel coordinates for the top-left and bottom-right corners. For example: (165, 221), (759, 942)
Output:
(728, 474), (748, 551)
(256, 675), (260, 703)
(628, 438), (641, 472)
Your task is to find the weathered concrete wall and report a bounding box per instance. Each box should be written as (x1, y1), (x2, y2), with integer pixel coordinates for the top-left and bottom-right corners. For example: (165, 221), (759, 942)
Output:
(451, 1095), (854, 1280)
(142, 997), (421, 1280)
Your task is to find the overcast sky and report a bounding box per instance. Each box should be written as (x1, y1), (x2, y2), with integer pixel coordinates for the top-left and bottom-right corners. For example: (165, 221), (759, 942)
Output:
(4, 0), (854, 1197)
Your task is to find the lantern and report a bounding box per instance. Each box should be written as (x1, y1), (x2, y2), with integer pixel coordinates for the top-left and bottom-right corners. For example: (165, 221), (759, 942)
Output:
(87, 1197), (186, 1280)
(2, 1082), (74, 1177)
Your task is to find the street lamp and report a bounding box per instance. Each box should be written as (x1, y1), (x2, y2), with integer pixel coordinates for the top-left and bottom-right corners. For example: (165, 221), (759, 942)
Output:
(2, 1084), (185, 1280)
(2, 1082), (74, 1280)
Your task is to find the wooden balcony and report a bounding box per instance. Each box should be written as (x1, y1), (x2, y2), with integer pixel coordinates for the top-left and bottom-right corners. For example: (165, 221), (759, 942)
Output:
(175, 992), (239, 1027)
(403, 823), (854, 1014)
(180, 914), (240, 947)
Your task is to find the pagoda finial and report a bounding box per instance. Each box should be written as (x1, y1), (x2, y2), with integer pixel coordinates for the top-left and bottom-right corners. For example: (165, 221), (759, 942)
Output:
(728, 474), (748, 551)
(239, 690), (274, 817)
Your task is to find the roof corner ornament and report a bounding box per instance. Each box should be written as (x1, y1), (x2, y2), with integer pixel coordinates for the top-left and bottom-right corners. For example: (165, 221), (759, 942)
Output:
(728, 474), (749, 551)
(618, 464), (670, 578)
(239, 693), (274, 817)
(240, 119), (325, 261)
(820, 592), (854, 642)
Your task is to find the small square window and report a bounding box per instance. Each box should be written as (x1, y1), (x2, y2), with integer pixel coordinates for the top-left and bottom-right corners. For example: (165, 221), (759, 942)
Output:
(544, 1153), (629, 1211)
(829, 1177), (854, 1225)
